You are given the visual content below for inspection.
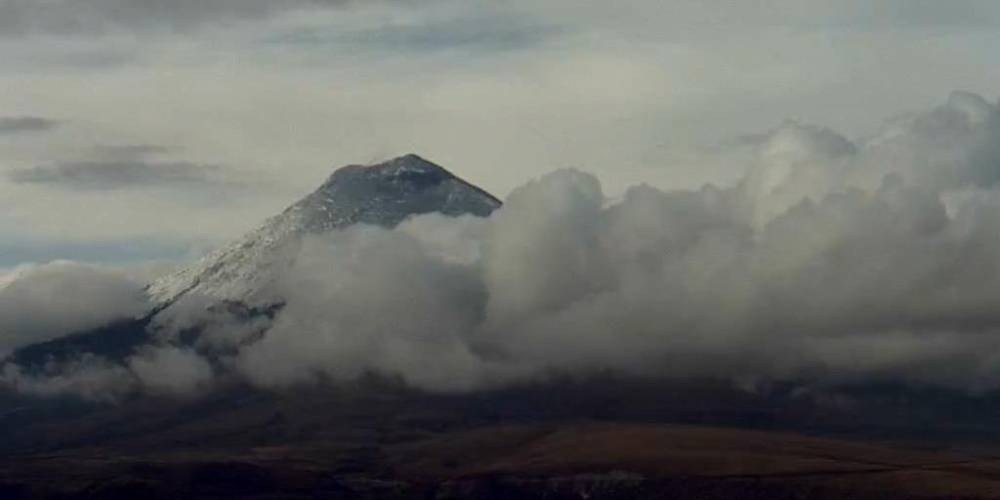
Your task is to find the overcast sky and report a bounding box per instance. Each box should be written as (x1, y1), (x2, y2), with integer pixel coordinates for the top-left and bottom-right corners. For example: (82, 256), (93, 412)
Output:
(2, 0), (1000, 269)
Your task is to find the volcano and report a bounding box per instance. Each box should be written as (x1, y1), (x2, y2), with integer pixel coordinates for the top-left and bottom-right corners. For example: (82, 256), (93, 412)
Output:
(6, 154), (501, 368)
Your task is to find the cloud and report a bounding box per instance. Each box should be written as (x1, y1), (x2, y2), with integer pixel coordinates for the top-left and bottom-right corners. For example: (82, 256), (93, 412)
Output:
(226, 91), (1000, 394)
(10, 91), (1000, 400)
(0, 339), (214, 403)
(268, 11), (561, 54)
(0, 354), (135, 402)
(0, 116), (58, 134)
(0, 261), (149, 356)
(128, 346), (214, 396)
(8, 160), (225, 190)
(92, 144), (171, 160)
(0, 0), (358, 37)
(5, 0), (1000, 40)
(857, 91), (1000, 190)
(234, 226), (496, 391)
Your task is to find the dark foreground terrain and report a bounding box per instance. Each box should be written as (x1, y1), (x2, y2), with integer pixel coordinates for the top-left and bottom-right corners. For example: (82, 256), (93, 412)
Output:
(4, 379), (1000, 499)
(4, 422), (1000, 499)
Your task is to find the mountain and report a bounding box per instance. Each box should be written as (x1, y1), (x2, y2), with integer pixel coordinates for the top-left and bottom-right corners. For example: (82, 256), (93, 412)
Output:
(148, 153), (501, 307)
(7, 154), (500, 367)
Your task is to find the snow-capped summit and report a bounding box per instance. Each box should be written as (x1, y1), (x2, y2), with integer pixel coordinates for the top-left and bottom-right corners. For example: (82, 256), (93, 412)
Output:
(147, 154), (501, 306)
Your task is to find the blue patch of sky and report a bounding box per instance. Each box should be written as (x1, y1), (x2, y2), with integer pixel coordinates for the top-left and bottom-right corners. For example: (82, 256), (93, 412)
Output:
(0, 238), (194, 267)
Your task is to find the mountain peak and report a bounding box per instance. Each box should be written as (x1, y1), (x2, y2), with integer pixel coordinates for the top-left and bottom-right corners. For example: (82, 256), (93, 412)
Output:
(320, 154), (454, 191)
(379, 153), (444, 172)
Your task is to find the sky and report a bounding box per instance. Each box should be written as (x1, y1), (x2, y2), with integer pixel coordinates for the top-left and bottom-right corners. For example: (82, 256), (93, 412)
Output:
(2, 0), (1000, 269)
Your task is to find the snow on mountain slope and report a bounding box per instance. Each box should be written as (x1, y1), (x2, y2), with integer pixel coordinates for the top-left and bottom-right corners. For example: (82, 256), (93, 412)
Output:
(147, 154), (501, 307)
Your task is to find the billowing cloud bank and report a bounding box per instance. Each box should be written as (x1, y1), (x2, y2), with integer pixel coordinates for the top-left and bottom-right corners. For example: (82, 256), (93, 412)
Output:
(6, 91), (1000, 400)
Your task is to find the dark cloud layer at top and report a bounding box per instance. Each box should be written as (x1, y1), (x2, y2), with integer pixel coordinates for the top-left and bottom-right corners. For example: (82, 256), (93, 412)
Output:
(0, 116), (58, 134)
(0, 0), (359, 36)
(5, 0), (1000, 39)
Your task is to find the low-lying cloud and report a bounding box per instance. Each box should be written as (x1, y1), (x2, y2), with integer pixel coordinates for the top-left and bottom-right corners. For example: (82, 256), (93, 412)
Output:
(128, 346), (215, 396)
(6, 91), (1000, 401)
(0, 261), (148, 356)
(1, 354), (135, 402)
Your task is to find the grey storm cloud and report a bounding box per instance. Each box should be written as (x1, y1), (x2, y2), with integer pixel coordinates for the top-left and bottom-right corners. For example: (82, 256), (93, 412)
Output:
(9, 160), (225, 190)
(4, 0), (1000, 39)
(0, 116), (58, 134)
(9, 91), (1000, 400)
